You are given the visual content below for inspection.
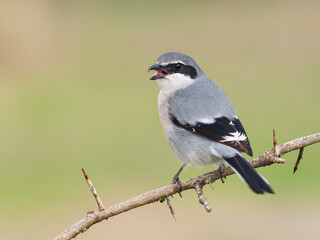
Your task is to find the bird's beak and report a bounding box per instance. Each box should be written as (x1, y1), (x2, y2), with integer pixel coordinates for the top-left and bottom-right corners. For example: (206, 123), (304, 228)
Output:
(148, 64), (167, 80)
(148, 64), (161, 72)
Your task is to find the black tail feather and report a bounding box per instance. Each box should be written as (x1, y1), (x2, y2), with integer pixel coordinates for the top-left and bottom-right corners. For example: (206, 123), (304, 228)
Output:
(225, 155), (274, 194)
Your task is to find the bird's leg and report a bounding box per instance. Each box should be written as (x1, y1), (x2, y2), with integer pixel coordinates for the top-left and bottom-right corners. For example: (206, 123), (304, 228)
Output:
(218, 163), (226, 183)
(172, 164), (186, 197)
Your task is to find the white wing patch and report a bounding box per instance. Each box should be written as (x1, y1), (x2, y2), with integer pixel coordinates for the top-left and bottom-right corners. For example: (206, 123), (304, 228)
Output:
(221, 131), (247, 142)
(198, 118), (215, 124)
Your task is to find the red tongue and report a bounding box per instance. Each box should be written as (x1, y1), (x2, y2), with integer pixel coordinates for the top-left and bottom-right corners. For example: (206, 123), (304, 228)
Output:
(156, 70), (166, 75)
(152, 70), (166, 78)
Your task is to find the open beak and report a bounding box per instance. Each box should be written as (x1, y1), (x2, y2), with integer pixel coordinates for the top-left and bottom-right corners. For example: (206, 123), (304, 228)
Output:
(148, 64), (168, 80)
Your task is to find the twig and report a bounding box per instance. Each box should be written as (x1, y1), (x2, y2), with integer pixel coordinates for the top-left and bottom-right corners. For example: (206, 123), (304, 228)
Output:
(82, 168), (105, 211)
(165, 197), (176, 220)
(293, 147), (304, 173)
(194, 184), (212, 212)
(53, 132), (320, 240)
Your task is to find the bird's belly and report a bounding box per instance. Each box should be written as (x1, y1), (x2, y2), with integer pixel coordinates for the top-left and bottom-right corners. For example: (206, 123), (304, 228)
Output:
(167, 126), (225, 168)
(158, 92), (225, 168)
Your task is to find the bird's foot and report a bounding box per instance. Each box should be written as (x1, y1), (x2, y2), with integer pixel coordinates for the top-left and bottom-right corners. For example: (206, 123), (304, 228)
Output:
(218, 164), (226, 183)
(171, 164), (186, 198)
(172, 174), (183, 198)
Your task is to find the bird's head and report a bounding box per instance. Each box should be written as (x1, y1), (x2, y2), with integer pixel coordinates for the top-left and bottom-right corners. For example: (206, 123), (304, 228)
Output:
(148, 52), (203, 93)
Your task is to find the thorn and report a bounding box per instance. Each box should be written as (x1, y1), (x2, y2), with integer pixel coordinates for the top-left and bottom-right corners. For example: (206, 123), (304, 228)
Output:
(82, 168), (89, 180)
(294, 147), (304, 174)
(165, 197), (176, 221)
(82, 168), (106, 211)
(207, 181), (214, 191)
(273, 129), (278, 156)
(273, 129), (277, 147)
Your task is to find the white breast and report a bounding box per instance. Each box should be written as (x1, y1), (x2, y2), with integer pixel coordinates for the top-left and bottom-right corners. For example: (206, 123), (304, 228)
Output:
(158, 91), (173, 141)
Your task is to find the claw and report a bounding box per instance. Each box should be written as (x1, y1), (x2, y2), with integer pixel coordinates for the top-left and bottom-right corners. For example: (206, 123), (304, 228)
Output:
(172, 164), (186, 198)
(172, 175), (183, 197)
(218, 164), (226, 183)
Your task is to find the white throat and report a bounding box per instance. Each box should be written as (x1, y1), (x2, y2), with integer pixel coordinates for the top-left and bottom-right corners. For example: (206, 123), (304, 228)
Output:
(156, 73), (194, 94)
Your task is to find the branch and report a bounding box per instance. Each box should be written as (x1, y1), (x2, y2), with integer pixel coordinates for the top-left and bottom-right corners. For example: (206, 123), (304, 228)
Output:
(53, 132), (320, 240)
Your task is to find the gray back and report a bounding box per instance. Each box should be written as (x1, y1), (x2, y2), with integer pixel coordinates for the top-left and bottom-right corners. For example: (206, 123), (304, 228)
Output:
(168, 76), (236, 125)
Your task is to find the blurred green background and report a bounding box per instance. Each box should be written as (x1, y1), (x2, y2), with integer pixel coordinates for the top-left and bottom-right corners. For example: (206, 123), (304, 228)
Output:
(1, 1), (319, 239)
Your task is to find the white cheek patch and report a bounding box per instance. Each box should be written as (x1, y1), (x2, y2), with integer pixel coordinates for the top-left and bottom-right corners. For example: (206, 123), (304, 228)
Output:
(157, 73), (194, 93)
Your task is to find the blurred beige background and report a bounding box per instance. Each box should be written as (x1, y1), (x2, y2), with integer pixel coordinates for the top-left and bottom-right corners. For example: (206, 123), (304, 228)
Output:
(0, 1), (319, 239)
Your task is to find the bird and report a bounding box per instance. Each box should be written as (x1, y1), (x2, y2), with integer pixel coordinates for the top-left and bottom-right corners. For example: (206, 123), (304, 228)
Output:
(148, 52), (274, 194)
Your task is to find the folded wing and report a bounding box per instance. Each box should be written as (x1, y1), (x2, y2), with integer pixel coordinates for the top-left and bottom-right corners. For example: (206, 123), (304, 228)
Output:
(170, 115), (253, 157)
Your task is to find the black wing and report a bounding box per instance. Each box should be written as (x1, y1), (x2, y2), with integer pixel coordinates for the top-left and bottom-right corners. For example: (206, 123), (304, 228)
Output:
(171, 115), (253, 156)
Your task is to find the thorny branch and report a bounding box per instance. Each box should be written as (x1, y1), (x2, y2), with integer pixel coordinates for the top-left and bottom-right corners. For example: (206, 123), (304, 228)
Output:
(53, 132), (320, 240)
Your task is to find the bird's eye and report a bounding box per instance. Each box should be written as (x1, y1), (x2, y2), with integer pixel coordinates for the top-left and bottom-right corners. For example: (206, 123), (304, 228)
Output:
(174, 63), (182, 70)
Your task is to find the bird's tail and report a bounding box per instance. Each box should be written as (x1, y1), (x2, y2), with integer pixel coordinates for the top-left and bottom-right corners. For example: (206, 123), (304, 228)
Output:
(224, 155), (274, 194)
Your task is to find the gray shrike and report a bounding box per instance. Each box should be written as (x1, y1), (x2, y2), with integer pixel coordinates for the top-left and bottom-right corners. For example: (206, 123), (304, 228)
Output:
(148, 52), (273, 194)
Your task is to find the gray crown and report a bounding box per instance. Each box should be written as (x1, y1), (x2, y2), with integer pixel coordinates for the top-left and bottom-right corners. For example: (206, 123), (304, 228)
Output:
(156, 52), (203, 75)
